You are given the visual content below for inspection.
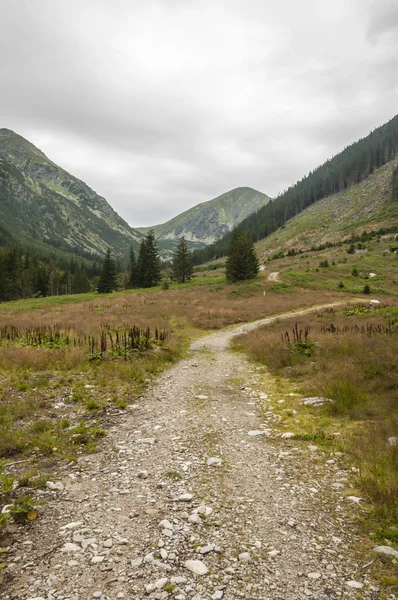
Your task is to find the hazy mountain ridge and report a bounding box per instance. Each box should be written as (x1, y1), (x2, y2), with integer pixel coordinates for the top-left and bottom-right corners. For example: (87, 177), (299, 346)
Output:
(0, 128), (144, 258)
(138, 187), (271, 248)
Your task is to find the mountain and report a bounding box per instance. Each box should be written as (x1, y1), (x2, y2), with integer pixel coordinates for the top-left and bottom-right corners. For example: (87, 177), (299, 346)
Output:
(191, 114), (398, 264)
(138, 187), (271, 251)
(0, 129), (143, 258)
(256, 157), (398, 258)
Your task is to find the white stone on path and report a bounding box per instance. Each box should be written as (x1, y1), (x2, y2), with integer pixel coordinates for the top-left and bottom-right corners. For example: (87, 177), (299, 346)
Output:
(184, 559), (209, 575)
(194, 505), (212, 516)
(281, 432), (295, 439)
(59, 521), (83, 530)
(61, 543), (81, 553)
(91, 555), (104, 564)
(212, 592), (224, 599)
(178, 493), (194, 502)
(307, 572), (321, 579)
(268, 549), (280, 557)
(131, 557), (143, 567)
(188, 513), (202, 524)
(239, 552), (251, 563)
(155, 578), (169, 589)
(248, 430), (264, 436)
(207, 457), (222, 466)
(46, 481), (64, 492)
(346, 581), (364, 589)
(159, 519), (173, 530)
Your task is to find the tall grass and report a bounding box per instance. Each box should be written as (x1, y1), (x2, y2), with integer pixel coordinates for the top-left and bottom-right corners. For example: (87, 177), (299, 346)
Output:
(233, 303), (398, 522)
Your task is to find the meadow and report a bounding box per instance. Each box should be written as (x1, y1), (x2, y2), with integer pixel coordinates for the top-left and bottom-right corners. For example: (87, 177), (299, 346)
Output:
(0, 236), (397, 584)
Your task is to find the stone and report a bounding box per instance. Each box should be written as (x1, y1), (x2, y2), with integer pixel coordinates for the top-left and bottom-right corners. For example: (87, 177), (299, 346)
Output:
(248, 430), (264, 436)
(137, 470), (149, 479)
(61, 543), (81, 553)
(59, 521), (84, 530)
(93, 593), (103, 599)
(178, 493), (194, 502)
(195, 505), (212, 516)
(188, 513), (202, 524)
(196, 395), (208, 400)
(387, 436), (398, 446)
(144, 553), (154, 563)
(136, 438), (156, 444)
(103, 538), (113, 548)
(171, 576), (187, 584)
(155, 578), (169, 589)
(91, 555), (104, 564)
(347, 496), (364, 504)
(212, 592), (224, 599)
(374, 545), (398, 558)
(302, 397), (334, 406)
(200, 544), (214, 554)
(184, 559), (209, 575)
(281, 432), (295, 439)
(239, 552), (251, 563)
(159, 519), (173, 530)
(268, 550), (280, 557)
(307, 572), (321, 579)
(46, 481), (64, 492)
(346, 580), (364, 589)
(131, 557), (143, 567)
(207, 457), (222, 466)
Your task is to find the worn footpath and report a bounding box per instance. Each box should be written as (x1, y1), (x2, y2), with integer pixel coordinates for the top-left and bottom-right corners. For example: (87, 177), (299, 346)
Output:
(1, 307), (384, 600)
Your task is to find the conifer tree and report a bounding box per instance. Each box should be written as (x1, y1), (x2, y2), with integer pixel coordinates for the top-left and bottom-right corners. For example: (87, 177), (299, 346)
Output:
(98, 248), (117, 293)
(137, 230), (161, 288)
(172, 236), (193, 283)
(225, 229), (259, 282)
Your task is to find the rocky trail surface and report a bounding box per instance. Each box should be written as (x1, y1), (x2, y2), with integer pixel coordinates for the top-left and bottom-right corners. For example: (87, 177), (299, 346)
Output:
(1, 306), (384, 600)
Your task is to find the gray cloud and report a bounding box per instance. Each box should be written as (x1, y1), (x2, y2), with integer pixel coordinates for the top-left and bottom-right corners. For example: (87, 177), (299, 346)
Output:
(1, 0), (397, 226)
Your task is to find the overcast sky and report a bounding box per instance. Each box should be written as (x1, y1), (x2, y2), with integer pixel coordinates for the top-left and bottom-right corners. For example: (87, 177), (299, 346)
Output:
(1, 0), (398, 227)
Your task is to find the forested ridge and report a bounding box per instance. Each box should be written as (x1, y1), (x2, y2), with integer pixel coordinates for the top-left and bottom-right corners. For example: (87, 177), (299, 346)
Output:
(191, 114), (398, 264)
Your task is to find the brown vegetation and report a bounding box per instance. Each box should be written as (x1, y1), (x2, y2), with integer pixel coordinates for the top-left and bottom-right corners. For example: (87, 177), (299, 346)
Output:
(233, 303), (398, 525)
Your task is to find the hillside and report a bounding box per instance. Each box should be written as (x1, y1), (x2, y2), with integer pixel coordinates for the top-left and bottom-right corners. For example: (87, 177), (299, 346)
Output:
(138, 186), (270, 250)
(191, 113), (398, 264)
(0, 129), (143, 258)
(257, 157), (398, 257)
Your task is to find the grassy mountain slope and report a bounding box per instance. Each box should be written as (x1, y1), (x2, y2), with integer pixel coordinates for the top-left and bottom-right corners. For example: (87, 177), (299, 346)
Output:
(138, 186), (270, 248)
(0, 129), (144, 258)
(256, 157), (398, 257)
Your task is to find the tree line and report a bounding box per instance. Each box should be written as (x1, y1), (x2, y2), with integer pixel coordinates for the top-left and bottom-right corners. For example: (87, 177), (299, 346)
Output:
(0, 244), (102, 302)
(191, 113), (398, 265)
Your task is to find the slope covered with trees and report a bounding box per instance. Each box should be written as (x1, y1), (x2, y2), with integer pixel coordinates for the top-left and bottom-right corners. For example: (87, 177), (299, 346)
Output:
(191, 114), (398, 264)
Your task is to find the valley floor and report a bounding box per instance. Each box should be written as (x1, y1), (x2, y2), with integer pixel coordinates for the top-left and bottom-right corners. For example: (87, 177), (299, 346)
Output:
(1, 308), (386, 600)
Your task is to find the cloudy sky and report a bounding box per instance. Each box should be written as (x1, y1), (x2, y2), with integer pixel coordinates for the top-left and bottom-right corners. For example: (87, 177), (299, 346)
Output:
(1, 0), (398, 227)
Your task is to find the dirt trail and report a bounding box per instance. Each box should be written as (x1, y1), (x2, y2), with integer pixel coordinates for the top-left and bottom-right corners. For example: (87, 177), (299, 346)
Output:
(2, 304), (380, 600)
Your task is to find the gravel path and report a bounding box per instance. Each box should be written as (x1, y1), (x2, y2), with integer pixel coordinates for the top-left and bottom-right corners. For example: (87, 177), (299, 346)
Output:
(1, 305), (382, 600)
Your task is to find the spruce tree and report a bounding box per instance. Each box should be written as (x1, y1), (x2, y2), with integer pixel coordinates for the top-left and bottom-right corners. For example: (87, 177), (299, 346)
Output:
(172, 236), (193, 283)
(225, 229), (259, 282)
(137, 230), (161, 288)
(98, 248), (117, 293)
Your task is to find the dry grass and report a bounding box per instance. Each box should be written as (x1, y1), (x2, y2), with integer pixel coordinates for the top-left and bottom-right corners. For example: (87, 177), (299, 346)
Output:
(233, 303), (398, 524)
